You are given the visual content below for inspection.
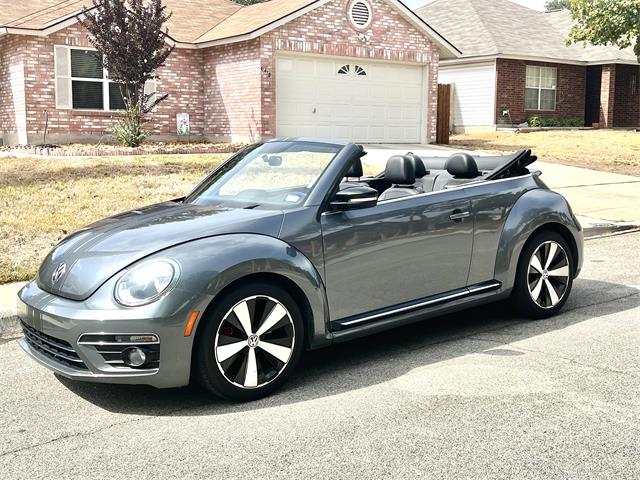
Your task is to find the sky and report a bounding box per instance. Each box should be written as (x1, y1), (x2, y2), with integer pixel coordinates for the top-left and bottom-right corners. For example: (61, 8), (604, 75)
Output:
(407, 0), (548, 11)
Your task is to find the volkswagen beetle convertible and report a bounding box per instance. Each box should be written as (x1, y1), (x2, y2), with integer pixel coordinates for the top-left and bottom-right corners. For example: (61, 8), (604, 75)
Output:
(18, 138), (583, 401)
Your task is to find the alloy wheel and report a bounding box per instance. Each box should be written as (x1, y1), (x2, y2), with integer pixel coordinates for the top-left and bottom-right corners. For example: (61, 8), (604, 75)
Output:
(527, 240), (571, 309)
(214, 295), (295, 389)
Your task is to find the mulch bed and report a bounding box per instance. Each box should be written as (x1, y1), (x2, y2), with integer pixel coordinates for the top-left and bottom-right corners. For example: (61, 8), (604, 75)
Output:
(0, 142), (245, 157)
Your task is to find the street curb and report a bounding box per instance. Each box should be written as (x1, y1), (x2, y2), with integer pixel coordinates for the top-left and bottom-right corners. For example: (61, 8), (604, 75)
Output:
(0, 282), (26, 338)
(1, 225), (638, 339)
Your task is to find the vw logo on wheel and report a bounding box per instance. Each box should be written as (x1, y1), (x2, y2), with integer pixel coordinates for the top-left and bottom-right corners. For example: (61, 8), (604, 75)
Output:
(247, 334), (260, 348)
(51, 263), (66, 283)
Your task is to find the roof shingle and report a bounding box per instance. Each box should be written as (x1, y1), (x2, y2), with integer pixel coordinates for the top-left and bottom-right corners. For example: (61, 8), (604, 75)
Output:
(416, 0), (638, 64)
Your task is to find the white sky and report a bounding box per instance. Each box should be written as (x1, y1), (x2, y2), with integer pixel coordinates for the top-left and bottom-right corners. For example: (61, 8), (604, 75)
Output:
(407, 0), (548, 11)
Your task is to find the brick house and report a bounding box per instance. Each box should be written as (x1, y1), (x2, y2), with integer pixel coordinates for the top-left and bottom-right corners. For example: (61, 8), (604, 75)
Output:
(0, 0), (459, 146)
(417, 0), (640, 131)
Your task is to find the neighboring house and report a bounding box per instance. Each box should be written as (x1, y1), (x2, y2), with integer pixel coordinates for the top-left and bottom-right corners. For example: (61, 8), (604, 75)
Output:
(0, 0), (459, 146)
(417, 0), (640, 131)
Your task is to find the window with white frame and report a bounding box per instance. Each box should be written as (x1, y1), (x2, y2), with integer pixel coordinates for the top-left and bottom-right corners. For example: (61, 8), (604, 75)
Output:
(54, 46), (155, 111)
(525, 65), (557, 110)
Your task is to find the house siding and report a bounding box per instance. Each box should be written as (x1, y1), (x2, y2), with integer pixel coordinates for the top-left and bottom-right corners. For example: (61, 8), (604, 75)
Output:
(495, 58), (586, 125)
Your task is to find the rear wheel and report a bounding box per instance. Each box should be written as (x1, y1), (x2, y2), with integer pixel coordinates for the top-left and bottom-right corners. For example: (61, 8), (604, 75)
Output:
(512, 231), (574, 319)
(194, 282), (303, 401)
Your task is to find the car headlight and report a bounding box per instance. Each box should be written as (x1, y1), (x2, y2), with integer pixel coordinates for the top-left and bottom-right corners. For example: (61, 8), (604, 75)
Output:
(114, 259), (178, 307)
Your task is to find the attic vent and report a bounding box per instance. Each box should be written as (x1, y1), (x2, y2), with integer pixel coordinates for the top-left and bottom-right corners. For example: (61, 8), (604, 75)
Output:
(349, 1), (372, 29)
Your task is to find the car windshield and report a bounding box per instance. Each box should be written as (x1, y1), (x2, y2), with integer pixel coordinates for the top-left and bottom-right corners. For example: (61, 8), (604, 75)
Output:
(185, 141), (342, 209)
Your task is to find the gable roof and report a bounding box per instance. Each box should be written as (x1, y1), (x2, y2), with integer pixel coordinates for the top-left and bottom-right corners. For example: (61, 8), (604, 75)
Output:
(416, 0), (638, 65)
(0, 0), (460, 57)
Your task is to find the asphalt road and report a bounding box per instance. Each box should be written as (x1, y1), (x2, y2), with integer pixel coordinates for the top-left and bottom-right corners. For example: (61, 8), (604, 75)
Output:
(1, 233), (638, 479)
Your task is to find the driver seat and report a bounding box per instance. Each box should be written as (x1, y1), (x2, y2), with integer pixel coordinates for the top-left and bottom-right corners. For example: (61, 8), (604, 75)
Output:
(378, 155), (420, 201)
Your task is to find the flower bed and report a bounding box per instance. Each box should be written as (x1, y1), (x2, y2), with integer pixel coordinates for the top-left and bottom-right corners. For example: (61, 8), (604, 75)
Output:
(0, 141), (245, 157)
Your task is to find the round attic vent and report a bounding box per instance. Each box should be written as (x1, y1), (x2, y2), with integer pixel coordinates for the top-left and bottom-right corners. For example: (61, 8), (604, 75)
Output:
(349, 0), (372, 29)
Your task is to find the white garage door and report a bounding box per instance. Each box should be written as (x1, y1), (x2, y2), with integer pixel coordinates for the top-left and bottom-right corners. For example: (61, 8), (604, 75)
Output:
(276, 56), (424, 143)
(438, 62), (496, 128)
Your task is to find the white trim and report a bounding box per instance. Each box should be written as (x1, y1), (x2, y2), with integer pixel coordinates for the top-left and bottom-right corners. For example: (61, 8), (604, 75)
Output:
(442, 53), (639, 67)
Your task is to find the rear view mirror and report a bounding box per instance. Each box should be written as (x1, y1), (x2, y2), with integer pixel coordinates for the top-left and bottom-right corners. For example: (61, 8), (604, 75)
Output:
(330, 186), (378, 211)
(262, 155), (282, 166)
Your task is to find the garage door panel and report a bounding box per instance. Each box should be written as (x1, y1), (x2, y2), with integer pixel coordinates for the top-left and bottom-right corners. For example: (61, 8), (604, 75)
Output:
(276, 56), (424, 143)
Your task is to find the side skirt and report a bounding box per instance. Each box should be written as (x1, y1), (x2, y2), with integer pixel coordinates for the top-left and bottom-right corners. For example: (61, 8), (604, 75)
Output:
(330, 280), (501, 332)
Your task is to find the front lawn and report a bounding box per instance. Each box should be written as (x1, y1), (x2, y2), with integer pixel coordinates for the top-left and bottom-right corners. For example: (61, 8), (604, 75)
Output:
(449, 130), (640, 176)
(0, 154), (227, 284)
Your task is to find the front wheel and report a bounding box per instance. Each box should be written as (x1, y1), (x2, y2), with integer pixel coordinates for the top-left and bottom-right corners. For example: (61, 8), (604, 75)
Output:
(511, 231), (574, 319)
(193, 282), (304, 401)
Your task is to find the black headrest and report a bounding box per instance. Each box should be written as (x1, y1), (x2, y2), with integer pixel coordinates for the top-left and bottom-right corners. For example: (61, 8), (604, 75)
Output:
(445, 153), (479, 178)
(345, 158), (363, 177)
(405, 152), (427, 177)
(385, 155), (415, 185)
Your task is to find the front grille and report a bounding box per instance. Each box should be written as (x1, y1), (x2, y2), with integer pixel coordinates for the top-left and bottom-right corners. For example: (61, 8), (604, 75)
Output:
(21, 321), (88, 370)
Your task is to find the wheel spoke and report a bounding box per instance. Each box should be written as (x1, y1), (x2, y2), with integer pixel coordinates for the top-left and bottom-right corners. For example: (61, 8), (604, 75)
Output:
(216, 341), (246, 362)
(255, 303), (287, 337)
(244, 348), (258, 387)
(548, 265), (569, 277)
(233, 301), (253, 336)
(259, 341), (292, 363)
(545, 242), (558, 269)
(545, 278), (560, 305)
(530, 253), (544, 273)
(530, 277), (544, 301)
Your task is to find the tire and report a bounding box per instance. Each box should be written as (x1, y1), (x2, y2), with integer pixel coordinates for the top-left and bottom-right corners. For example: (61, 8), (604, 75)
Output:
(511, 231), (574, 319)
(193, 281), (304, 401)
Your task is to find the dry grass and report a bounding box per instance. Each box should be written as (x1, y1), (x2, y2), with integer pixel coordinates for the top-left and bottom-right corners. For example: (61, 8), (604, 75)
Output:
(0, 154), (228, 284)
(450, 130), (640, 176)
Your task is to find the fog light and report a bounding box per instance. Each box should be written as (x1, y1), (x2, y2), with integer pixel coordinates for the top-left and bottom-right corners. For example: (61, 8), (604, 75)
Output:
(123, 347), (147, 367)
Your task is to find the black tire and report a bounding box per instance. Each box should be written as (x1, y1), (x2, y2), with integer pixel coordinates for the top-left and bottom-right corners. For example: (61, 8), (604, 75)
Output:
(512, 231), (574, 319)
(193, 281), (304, 401)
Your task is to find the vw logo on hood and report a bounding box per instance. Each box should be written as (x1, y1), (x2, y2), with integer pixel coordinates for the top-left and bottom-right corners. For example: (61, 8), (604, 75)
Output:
(52, 263), (67, 284)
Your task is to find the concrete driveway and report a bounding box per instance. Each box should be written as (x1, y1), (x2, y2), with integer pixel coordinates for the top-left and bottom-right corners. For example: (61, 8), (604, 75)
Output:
(1, 232), (638, 479)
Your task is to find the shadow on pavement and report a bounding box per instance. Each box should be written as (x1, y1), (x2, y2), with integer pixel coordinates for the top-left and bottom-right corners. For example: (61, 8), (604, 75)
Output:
(56, 278), (639, 415)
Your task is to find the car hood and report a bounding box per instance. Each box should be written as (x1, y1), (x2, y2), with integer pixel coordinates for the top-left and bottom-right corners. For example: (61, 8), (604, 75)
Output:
(37, 201), (284, 301)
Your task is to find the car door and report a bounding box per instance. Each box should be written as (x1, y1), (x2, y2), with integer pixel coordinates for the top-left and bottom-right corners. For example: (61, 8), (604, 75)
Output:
(321, 189), (474, 321)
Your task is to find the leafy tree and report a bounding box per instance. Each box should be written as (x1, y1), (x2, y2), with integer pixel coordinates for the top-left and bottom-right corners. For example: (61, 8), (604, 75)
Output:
(545, 0), (571, 10)
(567, 0), (640, 57)
(80, 0), (173, 146)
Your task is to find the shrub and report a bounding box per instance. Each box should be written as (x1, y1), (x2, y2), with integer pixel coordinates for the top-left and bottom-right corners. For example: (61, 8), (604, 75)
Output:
(527, 115), (584, 128)
(111, 101), (150, 147)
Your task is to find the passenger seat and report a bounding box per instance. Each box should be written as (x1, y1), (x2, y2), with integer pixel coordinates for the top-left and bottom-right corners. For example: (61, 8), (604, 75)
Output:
(433, 153), (481, 190)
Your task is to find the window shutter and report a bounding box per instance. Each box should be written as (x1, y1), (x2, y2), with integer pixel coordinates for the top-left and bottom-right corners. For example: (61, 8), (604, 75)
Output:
(54, 46), (71, 109)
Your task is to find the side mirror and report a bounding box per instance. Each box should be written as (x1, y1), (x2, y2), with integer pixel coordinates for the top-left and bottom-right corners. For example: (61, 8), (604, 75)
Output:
(330, 186), (378, 211)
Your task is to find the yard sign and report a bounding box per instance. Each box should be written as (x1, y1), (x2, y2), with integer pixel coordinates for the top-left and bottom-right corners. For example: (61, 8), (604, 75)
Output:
(177, 113), (190, 136)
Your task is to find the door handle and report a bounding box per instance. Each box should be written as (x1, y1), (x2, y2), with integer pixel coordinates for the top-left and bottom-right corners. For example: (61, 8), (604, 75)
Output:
(449, 210), (471, 221)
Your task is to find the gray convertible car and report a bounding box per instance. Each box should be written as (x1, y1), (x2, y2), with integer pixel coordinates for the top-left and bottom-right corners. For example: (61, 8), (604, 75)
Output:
(18, 138), (583, 401)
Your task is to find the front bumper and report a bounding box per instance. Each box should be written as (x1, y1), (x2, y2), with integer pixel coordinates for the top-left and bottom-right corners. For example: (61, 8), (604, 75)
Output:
(16, 280), (203, 388)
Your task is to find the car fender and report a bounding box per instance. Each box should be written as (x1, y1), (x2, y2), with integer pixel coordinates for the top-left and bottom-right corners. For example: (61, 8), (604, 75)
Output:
(164, 233), (330, 350)
(494, 188), (583, 292)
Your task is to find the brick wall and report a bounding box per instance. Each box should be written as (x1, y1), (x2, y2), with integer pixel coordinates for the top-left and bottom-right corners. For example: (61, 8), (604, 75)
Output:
(203, 39), (262, 142)
(261, 0), (441, 142)
(613, 64), (640, 127)
(495, 58), (586, 125)
(0, 35), (26, 144)
(1, 24), (205, 144)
